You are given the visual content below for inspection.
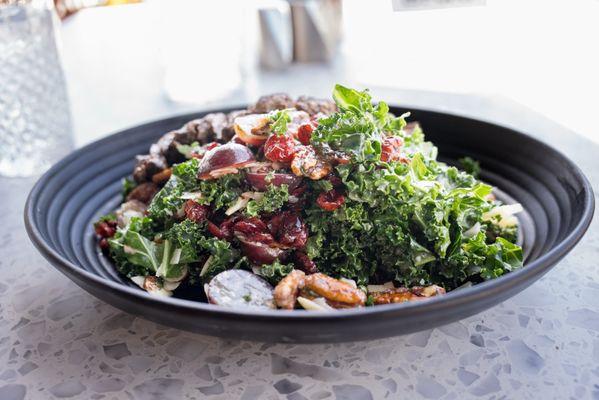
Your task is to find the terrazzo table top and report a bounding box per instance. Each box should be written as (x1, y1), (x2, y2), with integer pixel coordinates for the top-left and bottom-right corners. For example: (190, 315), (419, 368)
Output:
(1, 92), (599, 400)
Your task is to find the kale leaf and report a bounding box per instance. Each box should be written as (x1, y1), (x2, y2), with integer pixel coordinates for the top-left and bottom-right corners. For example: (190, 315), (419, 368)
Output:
(245, 184), (289, 217)
(303, 85), (523, 288)
(257, 260), (294, 285)
(148, 159), (243, 227)
(269, 109), (292, 136)
(459, 156), (481, 178)
(165, 219), (243, 280)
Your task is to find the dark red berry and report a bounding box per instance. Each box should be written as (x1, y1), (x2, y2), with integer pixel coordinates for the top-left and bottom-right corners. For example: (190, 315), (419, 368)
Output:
(264, 133), (297, 163)
(267, 212), (308, 249)
(99, 238), (109, 250)
(294, 251), (318, 274)
(95, 221), (116, 238)
(297, 123), (314, 145)
(380, 136), (404, 162)
(316, 189), (345, 211)
(184, 200), (209, 223)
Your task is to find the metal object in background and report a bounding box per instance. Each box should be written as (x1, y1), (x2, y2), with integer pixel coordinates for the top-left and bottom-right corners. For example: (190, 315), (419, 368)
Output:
(0, 0), (73, 177)
(258, 0), (293, 69)
(290, 0), (342, 62)
(392, 0), (485, 11)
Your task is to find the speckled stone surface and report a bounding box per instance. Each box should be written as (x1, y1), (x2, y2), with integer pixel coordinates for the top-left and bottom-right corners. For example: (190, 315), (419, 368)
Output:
(2, 95), (598, 400)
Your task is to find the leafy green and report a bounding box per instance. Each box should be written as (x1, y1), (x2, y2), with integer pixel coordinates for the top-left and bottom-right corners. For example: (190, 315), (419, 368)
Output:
(303, 85), (523, 288)
(94, 213), (116, 227)
(459, 156), (481, 178)
(257, 260), (294, 285)
(165, 219), (243, 280)
(269, 109), (292, 136)
(108, 216), (187, 280)
(196, 174), (244, 210)
(245, 184), (289, 217)
(121, 178), (136, 200)
(176, 141), (200, 159)
(102, 84), (523, 295)
(147, 159), (200, 224)
(148, 159), (242, 227)
(312, 84), (409, 163)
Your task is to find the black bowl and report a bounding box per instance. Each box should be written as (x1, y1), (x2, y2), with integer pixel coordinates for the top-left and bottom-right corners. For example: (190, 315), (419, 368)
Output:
(24, 106), (594, 343)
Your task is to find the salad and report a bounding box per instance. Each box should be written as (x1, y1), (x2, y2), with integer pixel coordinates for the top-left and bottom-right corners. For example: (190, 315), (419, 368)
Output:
(94, 85), (523, 311)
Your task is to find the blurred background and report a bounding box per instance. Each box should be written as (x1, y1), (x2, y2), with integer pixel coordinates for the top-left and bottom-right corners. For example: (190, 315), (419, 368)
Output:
(1, 0), (598, 174)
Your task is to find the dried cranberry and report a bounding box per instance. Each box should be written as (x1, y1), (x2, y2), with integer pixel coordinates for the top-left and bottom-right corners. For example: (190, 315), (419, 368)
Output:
(297, 123), (314, 145)
(184, 200), (209, 223)
(233, 217), (268, 236)
(316, 189), (345, 211)
(99, 238), (109, 250)
(250, 232), (276, 244)
(208, 216), (239, 240)
(380, 136), (404, 162)
(233, 217), (275, 244)
(327, 174), (343, 188)
(95, 221), (117, 238)
(263, 133), (297, 163)
(289, 183), (307, 197)
(207, 221), (226, 239)
(294, 251), (318, 274)
(287, 184), (307, 212)
(268, 211), (308, 248)
(230, 134), (245, 145)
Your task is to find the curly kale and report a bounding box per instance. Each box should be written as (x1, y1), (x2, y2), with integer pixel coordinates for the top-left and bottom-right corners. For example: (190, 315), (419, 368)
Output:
(304, 84), (523, 289)
(257, 260), (294, 285)
(165, 219), (245, 280)
(245, 184), (289, 217)
(148, 158), (243, 227)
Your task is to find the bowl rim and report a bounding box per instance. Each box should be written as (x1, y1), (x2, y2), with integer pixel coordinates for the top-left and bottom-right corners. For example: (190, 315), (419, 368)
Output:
(24, 106), (595, 321)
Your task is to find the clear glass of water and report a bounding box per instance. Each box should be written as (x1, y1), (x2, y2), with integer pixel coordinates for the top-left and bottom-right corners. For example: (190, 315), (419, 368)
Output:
(0, 0), (73, 177)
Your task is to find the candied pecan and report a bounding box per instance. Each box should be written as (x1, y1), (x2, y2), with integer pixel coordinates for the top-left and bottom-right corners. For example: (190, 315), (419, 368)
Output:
(274, 269), (306, 310)
(372, 285), (445, 305)
(115, 200), (147, 228)
(372, 288), (415, 304)
(151, 130), (193, 164)
(126, 182), (159, 204)
(290, 145), (332, 180)
(411, 285), (446, 298)
(304, 273), (366, 306)
(151, 168), (172, 185)
(222, 110), (249, 143)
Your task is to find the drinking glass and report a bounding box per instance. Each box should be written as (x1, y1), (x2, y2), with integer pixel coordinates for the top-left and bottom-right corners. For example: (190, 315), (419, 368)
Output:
(0, 0), (73, 177)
